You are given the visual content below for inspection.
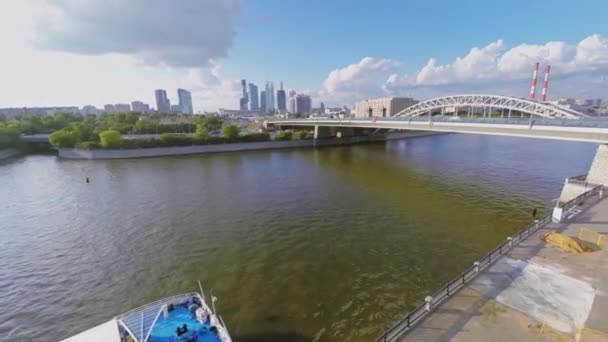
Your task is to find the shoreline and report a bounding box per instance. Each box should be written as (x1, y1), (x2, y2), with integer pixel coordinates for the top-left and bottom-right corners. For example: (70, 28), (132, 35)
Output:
(58, 131), (444, 160)
(0, 148), (19, 161)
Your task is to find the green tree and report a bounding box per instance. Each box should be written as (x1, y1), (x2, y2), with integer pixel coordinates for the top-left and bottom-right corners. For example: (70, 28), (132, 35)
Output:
(294, 130), (308, 140)
(99, 130), (123, 149)
(275, 130), (293, 141)
(49, 129), (79, 148)
(195, 124), (209, 140)
(0, 124), (21, 148)
(205, 116), (223, 131)
(221, 124), (239, 140)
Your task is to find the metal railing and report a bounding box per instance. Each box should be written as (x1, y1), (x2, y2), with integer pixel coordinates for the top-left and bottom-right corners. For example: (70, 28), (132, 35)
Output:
(268, 116), (608, 129)
(376, 185), (604, 341)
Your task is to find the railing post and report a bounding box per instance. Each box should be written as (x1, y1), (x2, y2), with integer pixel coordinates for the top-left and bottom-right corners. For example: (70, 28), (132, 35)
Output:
(425, 296), (433, 312)
(474, 261), (480, 273)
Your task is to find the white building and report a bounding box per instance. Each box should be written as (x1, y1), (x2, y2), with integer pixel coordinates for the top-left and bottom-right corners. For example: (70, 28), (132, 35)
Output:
(354, 97), (418, 117)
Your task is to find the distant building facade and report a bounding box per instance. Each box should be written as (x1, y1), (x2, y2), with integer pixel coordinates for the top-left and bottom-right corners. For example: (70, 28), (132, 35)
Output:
(295, 94), (312, 115)
(288, 90), (297, 113)
(248, 83), (259, 110)
(178, 88), (193, 114)
(354, 97), (418, 117)
(131, 101), (150, 113)
(81, 105), (99, 115)
(240, 80), (248, 110)
(277, 81), (287, 112)
(155, 89), (171, 113)
(104, 104), (116, 113)
(260, 91), (267, 113)
(265, 82), (275, 112)
(114, 103), (131, 112)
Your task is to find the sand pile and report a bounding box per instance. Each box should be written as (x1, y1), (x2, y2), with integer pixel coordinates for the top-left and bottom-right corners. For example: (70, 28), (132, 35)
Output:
(541, 231), (590, 254)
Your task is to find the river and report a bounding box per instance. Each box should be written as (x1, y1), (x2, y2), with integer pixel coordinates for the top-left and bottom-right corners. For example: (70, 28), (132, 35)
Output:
(0, 134), (598, 341)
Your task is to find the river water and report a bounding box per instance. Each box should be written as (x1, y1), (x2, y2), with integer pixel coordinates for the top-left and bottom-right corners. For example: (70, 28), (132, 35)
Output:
(0, 134), (598, 341)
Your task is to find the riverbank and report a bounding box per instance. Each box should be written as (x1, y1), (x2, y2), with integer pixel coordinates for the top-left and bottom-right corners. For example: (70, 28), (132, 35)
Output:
(0, 148), (19, 161)
(393, 187), (608, 342)
(58, 131), (443, 160)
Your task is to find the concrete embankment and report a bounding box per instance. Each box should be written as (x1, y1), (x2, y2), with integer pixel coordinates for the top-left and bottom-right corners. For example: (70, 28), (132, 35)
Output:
(58, 131), (441, 160)
(396, 191), (608, 342)
(0, 148), (19, 161)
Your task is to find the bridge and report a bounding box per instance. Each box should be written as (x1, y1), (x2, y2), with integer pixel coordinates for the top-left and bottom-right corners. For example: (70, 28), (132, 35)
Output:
(267, 94), (608, 144)
(266, 94), (608, 190)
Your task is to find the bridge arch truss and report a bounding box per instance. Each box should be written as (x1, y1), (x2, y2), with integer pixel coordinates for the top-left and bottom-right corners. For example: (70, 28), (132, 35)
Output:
(394, 94), (587, 119)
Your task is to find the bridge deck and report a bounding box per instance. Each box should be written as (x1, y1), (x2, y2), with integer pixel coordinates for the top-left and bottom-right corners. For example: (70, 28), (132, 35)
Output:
(396, 197), (608, 341)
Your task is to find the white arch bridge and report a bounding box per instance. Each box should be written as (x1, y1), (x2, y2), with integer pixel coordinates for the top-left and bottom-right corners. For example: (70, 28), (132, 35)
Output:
(393, 94), (588, 119)
(266, 94), (608, 144)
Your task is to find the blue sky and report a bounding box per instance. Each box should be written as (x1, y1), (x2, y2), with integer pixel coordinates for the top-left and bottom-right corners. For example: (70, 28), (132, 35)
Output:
(224, 0), (608, 90)
(0, 0), (607, 111)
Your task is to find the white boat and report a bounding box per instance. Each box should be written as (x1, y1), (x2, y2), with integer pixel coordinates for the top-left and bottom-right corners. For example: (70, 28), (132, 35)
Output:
(62, 282), (231, 342)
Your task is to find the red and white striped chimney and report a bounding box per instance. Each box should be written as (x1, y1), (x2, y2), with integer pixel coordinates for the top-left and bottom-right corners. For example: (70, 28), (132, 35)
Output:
(541, 65), (551, 102)
(529, 62), (540, 100)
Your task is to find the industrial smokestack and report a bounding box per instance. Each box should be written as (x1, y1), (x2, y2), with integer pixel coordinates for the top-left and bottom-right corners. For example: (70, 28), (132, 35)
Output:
(529, 62), (539, 100)
(541, 65), (551, 102)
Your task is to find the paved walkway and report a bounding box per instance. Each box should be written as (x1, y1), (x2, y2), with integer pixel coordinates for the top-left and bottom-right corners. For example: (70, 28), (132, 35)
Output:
(398, 196), (608, 342)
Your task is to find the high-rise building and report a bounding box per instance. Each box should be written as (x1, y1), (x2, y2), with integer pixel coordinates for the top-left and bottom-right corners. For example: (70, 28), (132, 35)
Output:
(115, 103), (131, 112)
(240, 79), (248, 110)
(295, 94), (312, 115)
(248, 83), (259, 110)
(260, 90), (267, 112)
(265, 81), (275, 112)
(320, 102), (325, 114)
(353, 97), (418, 117)
(177, 88), (193, 114)
(155, 89), (171, 113)
(288, 90), (297, 113)
(277, 81), (286, 112)
(104, 104), (116, 113)
(131, 101), (150, 113)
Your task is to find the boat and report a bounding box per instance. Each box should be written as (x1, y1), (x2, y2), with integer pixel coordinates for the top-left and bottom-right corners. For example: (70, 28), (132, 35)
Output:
(62, 282), (232, 342)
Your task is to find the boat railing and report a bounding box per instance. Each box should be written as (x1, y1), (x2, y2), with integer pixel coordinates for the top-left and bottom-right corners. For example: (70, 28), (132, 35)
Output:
(117, 293), (195, 342)
(375, 184), (604, 341)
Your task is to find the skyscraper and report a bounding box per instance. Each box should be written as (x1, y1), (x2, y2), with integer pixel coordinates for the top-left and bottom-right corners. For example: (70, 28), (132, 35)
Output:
(131, 101), (150, 113)
(277, 81), (286, 112)
(155, 89), (171, 113)
(248, 83), (259, 110)
(288, 90), (297, 113)
(295, 94), (312, 115)
(240, 79), (248, 110)
(265, 81), (275, 112)
(177, 88), (193, 114)
(260, 90), (266, 112)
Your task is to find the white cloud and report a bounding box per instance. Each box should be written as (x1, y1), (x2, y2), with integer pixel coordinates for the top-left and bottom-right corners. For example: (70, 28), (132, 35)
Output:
(415, 34), (608, 86)
(35, 0), (241, 68)
(318, 57), (400, 105)
(319, 34), (608, 106)
(0, 0), (242, 112)
(415, 40), (504, 85)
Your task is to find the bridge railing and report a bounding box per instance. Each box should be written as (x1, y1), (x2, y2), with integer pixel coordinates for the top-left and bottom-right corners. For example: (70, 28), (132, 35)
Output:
(269, 116), (608, 129)
(376, 184), (604, 342)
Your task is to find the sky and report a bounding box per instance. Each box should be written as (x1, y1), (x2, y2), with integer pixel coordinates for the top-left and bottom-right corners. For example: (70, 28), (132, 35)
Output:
(1, 0), (607, 112)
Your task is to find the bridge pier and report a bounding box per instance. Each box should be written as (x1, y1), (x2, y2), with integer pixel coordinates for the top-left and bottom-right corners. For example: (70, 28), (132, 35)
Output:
(553, 144), (608, 222)
(313, 125), (331, 140)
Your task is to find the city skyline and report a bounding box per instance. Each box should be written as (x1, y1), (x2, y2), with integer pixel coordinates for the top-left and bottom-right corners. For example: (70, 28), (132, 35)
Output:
(0, 1), (607, 112)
